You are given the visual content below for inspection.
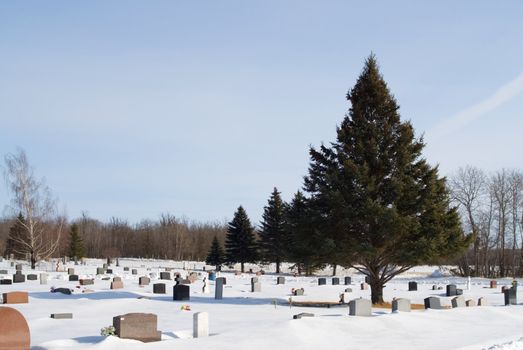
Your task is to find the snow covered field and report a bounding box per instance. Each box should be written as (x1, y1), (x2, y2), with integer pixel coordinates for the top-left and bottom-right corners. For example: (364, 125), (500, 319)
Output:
(1, 259), (523, 350)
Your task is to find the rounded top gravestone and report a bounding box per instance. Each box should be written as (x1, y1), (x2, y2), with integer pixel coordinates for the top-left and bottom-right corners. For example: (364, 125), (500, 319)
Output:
(0, 306), (30, 350)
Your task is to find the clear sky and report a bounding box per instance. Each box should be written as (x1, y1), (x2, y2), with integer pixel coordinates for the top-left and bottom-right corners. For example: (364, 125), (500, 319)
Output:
(1, 1), (522, 225)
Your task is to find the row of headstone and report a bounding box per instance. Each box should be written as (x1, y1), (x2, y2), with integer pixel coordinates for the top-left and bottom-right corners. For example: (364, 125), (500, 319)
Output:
(317, 277), (352, 286)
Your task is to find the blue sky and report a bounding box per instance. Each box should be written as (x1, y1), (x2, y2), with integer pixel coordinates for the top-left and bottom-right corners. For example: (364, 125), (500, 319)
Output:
(1, 1), (522, 224)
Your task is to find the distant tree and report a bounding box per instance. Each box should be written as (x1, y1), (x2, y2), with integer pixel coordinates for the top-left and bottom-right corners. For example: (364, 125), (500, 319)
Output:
(259, 188), (288, 273)
(3, 149), (64, 269)
(284, 191), (327, 275)
(69, 223), (85, 260)
(304, 55), (470, 303)
(225, 206), (258, 272)
(4, 213), (28, 259)
(206, 236), (225, 271)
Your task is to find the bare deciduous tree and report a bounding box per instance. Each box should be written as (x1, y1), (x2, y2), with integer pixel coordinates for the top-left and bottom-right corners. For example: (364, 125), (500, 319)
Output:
(3, 149), (63, 268)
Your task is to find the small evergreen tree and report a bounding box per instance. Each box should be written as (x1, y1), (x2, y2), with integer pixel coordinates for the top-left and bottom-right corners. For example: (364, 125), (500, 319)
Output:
(225, 206), (258, 272)
(304, 54), (470, 303)
(69, 223), (85, 260)
(259, 188), (288, 273)
(206, 236), (225, 271)
(4, 213), (28, 259)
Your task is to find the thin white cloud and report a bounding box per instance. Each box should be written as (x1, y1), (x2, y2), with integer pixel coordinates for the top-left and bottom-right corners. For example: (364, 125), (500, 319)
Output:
(429, 70), (523, 140)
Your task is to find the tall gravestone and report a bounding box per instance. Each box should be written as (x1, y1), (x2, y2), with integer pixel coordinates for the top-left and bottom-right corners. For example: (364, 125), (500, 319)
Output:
(215, 277), (225, 300)
(0, 306), (31, 349)
(504, 287), (517, 305)
(13, 272), (25, 283)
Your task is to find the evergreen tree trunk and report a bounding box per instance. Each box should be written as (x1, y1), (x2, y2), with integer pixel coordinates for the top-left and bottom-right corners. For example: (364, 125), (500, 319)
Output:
(332, 264), (337, 276)
(276, 260), (280, 274)
(241, 262), (245, 273)
(370, 278), (384, 304)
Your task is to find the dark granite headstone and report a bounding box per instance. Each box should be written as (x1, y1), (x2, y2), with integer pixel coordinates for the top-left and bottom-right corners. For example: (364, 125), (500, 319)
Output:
(27, 274), (37, 281)
(153, 283), (166, 294)
(124, 267), (129, 272)
(96, 267), (105, 275)
(132, 269), (137, 275)
(344, 276), (352, 285)
(69, 274), (79, 282)
(215, 277), (225, 300)
(446, 284), (457, 297)
(318, 278), (326, 286)
(53, 288), (72, 295)
(364, 276), (370, 284)
(332, 277), (340, 285)
(106, 269), (113, 274)
(456, 289), (463, 295)
(173, 284), (190, 301)
(0, 270), (8, 274)
(0, 279), (12, 285)
(408, 281), (417, 291)
(277, 277), (285, 285)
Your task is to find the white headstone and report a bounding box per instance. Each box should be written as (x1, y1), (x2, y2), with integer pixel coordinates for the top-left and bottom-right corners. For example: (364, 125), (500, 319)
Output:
(193, 312), (209, 338)
(467, 276), (471, 291)
(40, 273), (48, 285)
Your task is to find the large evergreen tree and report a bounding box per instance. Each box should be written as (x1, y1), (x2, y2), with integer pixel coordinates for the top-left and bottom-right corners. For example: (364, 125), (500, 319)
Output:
(206, 235), (225, 271)
(69, 223), (85, 260)
(4, 213), (28, 259)
(304, 55), (470, 304)
(259, 188), (288, 273)
(225, 206), (258, 272)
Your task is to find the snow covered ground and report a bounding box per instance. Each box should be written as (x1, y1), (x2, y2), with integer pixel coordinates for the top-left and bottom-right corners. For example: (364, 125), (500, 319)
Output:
(1, 258), (523, 350)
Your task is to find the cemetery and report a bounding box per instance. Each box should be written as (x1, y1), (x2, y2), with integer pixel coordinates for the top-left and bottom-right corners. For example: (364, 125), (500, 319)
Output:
(1, 258), (523, 349)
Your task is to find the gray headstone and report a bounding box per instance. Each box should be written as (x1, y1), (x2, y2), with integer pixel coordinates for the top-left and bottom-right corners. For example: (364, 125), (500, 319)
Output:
(27, 274), (37, 281)
(139, 276), (150, 286)
(103, 263), (108, 269)
(0, 279), (13, 285)
(215, 277), (225, 300)
(446, 284), (457, 297)
(251, 281), (261, 292)
(0, 270), (8, 274)
(113, 276), (122, 282)
(451, 296), (466, 308)
(477, 297), (487, 306)
(106, 269), (113, 274)
(40, 273), (48, 285)
(67, 268), (75, 275)
(332, 277), (340, 285)
(392, 298), (411, 312)
(173, 284), (190, 301)
(160, 272), (171, 280)
(97, 267), (105, 275)
(277, 277), (285, 285)
(349, 298), (372, 316)
(293, 312), (314, 319)
(344, 276), (351, 285)
(293, 288), (304, 296)
(408, 281), (417, 291)
(193, 312), (209, 338)
(504, 287), (517, 305)
(424, 297), (443, 309)
(456, 288), (463, 295)
(123, 267), (129, 272)
(15, 264), (22, 271)
(50, 313), (73, 319)
(318, 278), (326, 286)
(153, 283), (166, 294)
(132, 269), (138, 275)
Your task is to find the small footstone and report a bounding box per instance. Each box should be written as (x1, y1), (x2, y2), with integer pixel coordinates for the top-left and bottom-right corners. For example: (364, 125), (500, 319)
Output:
(27, 274), (37, 281)
(50, 313), (73, 319)
(293, 312), (315, 319)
